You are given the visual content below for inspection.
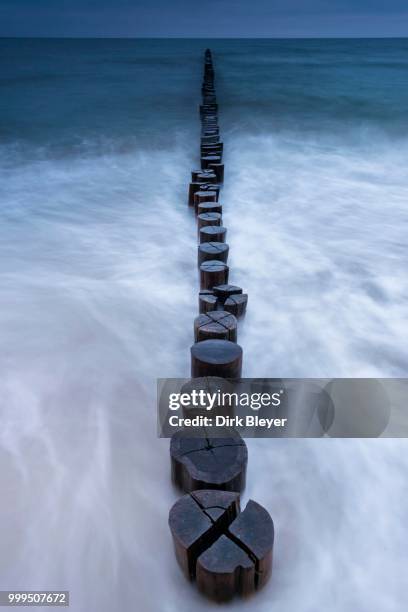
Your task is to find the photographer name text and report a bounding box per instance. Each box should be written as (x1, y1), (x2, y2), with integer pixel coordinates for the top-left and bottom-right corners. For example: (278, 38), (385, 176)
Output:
(168, 415), (288, 429)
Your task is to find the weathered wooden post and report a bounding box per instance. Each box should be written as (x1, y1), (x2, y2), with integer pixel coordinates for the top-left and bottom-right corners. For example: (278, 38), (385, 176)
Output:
(170, 430), (247, 492)
(199, 225), (227, 243)
(191, 339), (242, 378)
(224, 294), (248, 317)
(194, 190), (217, 210)
(169, 491), (274, 601)
(197, 212), (222, 231)
(199, 290), (218, 313)
(194, 311), (238, 342)
(209, 162), (224, 183)
(198, 242), (229, 265)
(200, 260), (229, 289)
(198, 201), (222, 215)
(196, 499), (274, 601)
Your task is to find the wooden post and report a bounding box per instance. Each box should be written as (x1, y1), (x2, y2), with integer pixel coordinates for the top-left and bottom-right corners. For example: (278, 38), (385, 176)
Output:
(191, 339), (242, 378)
(200, 260), (229, 289)
(199, 290), (218, 314)
(194, 190), (217, 207)
(179, 376), (235, 418)
(196, 499), (274, 601)
(224, 294), (248, 317)
(168, 490), (240, 579)
(171, 431), (247, 492)
(201, 155), (222, 170)
(169, 491), (274, 601)
(198, 201), (222, 215)
(197, 212), (222, 231)
(213, 284), (243, 302)
(192, 168), (214, 182)
(199, 225), (227, 243)
(209, 162), (224, 183)
(194, 311), (238, 342)
(198, 242), (229, 265)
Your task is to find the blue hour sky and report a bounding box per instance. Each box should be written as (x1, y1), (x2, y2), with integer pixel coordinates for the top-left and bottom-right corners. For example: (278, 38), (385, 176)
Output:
(1, 0), (407, 37)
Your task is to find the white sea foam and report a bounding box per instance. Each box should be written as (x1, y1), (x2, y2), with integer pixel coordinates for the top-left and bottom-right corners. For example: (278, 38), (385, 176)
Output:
(224, 131), (408, 378)
(0, 131), (407, 611)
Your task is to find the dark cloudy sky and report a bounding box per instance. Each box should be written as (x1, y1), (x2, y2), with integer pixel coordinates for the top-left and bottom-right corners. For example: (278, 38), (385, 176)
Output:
(1, 0), (408, 37)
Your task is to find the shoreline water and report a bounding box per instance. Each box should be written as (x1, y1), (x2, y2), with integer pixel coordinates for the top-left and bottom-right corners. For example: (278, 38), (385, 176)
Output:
(0, 38), (407, 611)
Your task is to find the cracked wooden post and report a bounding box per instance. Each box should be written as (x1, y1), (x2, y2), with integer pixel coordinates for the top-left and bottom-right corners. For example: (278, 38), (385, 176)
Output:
(194, 311), (237, 342)
(213, 284), (243, 302)
(199, 225), (227, 243)
(199, 289), (218, 313)
(198, 242), (229, 265)
(168, 490), (240, 579)
(197, 212), (222, 231)
(224, 294), (248, 318)
(169, 490), (274, 601)
(196, 498), (274, 601)
(171, 429), (247, 492)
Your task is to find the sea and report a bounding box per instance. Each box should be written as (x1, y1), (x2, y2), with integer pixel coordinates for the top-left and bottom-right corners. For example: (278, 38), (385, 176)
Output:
(0, 38), (407, 611)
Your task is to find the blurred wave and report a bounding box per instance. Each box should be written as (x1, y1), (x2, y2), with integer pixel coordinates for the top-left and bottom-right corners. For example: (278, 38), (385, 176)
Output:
(0, 38), (407, 611)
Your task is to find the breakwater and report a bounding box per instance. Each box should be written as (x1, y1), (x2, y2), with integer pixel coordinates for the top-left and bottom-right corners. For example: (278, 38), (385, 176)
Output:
(168, 49), (274, 603)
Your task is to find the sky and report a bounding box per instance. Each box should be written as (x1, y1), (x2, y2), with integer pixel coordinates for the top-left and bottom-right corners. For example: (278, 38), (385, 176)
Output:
(0, 0), (408, 38)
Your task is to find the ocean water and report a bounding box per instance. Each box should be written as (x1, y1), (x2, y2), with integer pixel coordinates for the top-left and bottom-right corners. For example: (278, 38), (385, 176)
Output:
(0, 38), (407, 611)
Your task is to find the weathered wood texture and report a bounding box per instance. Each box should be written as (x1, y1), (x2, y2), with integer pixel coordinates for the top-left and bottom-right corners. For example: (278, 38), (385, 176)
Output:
(198, 242), (229, 265)
(170, 429), (247, 492)
(200, 259), (229, 289)
(194, 311), (237, 342)
(199, 225), (227, 243)
(197, 212), (222, 231)
(169, 490), (274, 601)
(191, 338), (242, 378)
(224, 294), (248, 317)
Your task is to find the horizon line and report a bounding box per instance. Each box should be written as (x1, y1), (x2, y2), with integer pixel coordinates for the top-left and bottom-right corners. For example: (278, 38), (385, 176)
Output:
(1, 35), (408, 40)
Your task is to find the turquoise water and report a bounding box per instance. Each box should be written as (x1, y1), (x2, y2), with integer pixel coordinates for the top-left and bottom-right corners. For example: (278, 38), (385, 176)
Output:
(0, 39), (407, 611)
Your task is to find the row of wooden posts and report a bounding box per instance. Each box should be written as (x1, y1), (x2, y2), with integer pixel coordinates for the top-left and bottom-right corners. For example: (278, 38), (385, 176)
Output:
(168, 50), (274, 603)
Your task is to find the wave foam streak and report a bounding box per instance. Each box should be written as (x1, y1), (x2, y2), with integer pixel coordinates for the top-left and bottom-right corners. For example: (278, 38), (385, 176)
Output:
(224, 132), (408, 377)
